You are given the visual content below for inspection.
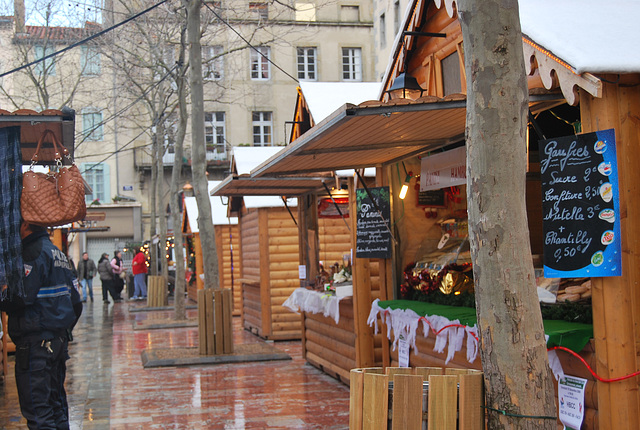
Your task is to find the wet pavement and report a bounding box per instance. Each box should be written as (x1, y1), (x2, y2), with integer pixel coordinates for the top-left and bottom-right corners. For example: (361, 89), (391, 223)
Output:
(0, 294), (351, 429)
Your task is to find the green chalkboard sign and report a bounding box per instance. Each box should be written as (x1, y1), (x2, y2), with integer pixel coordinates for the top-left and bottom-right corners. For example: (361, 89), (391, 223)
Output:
(355, 186), (391, 259)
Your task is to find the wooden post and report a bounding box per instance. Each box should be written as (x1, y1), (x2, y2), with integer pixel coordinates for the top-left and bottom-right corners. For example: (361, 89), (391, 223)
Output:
(197, 288), (207, 355)
(258, 208), (272, 337)
(214, 289), (224, 354)
(580, 78), (640, 429)
(194, 233), (204, 291)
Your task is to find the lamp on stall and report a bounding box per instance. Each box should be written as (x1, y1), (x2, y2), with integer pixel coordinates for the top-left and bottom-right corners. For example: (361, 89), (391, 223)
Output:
(386, 71), (425, 100)
(399, 162), (412, 200)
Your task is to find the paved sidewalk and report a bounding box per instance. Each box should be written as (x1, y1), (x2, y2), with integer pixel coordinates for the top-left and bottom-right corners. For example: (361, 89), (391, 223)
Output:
(0, 296), (350, 429)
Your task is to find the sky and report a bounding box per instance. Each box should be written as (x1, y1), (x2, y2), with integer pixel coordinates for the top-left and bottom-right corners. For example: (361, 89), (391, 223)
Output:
(0, 0), (103, 27)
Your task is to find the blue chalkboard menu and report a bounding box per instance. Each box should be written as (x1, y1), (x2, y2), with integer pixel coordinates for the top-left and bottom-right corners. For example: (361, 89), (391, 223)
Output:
(355, 186), (392, 259)
(540, 129), (621, 278)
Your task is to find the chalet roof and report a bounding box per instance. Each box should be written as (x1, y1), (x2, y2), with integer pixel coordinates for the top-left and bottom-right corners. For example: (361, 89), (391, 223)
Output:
(299, 82), (382, 124)
(183, 182), (238, 233)
(14, 22), (101, 43)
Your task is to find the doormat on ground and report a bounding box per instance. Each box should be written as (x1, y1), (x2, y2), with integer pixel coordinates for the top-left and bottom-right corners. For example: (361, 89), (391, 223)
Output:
(128, 304), (197, 313)
(133, 317), (198, 330)
(141, 343), (291, 368)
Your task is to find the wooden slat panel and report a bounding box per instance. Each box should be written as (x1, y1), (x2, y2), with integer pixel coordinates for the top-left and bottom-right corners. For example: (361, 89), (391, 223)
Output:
(363, 373), (388, 430)
(391, 374), (423, 430)
(350, 369), (365, 430)
(459, 373), (484, 430)
(428, 375), (458, 430)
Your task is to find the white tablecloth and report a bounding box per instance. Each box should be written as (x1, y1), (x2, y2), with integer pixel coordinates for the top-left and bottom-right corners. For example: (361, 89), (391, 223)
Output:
(283, 288), (344, 324)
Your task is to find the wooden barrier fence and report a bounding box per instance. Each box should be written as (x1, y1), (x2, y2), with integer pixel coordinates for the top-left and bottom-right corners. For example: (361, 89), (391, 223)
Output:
(350, 367), (485, 430)
(147, 275), (167, 307)
(198, 288), (233, 356)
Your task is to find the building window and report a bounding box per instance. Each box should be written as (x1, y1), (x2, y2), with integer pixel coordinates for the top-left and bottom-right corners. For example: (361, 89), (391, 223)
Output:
(251, 46), (270, 80)
(252, 111), (272, 146)
(394, 0), (401, 35)
(203, 45), (223, 80)
(295, 2), (316, 21)
(442, 51), (462, 96)
(342, 47), (362, 81)
(81, 46), (101, 76)
(82, 163), (110, 204)
(34, 45), (55, 76)
(82, 110), (103, 141)
(249, 2), (268, 21)
(205, 112), (226, 156)
(297, 47), (317, 81)
(379, 13), (386, 48)
(340, 5), (359, 21)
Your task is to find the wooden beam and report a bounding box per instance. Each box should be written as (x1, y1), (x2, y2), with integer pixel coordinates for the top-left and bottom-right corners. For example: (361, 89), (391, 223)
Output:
(258, 208), (272, 336)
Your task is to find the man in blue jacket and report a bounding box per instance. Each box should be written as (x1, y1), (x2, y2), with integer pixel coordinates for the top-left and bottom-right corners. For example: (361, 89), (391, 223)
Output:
(1, 222), (82, 429)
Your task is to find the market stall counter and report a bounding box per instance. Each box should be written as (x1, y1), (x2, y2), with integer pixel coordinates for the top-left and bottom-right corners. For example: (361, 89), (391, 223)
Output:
(369, 299), (599, 429)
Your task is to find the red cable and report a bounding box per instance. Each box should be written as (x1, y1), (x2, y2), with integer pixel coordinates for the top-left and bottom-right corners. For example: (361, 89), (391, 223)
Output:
(549, 346), (640, 383)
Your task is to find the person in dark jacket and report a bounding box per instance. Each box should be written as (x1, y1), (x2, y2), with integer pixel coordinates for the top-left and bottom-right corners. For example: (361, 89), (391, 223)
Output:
(77, 252), (96, 302)
(1, 222), (82, 430)
(97, 253), (116, 303)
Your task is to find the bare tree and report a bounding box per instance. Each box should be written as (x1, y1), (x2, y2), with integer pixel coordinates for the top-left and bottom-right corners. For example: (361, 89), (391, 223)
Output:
(458, 0), (556, 428)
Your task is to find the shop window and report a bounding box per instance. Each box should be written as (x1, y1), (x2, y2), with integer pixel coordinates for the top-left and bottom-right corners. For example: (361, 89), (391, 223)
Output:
(441, 51), (462, 96)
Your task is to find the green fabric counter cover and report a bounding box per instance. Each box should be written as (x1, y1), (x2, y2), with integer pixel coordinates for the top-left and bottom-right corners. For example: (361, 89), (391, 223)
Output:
(377, 300), (593, 353)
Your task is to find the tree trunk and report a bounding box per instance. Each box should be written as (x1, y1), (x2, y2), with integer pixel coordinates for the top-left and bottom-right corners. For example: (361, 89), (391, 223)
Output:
(457, 0), (556, 428)
(150, 129), (158, 276)
(186, 0), (219, 290)
(172, 18), (188, 321)
(157, 117), (169, 284)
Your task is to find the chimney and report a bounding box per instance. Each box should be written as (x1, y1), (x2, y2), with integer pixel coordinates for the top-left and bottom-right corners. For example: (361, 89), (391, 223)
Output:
(14, 0), (25, 34)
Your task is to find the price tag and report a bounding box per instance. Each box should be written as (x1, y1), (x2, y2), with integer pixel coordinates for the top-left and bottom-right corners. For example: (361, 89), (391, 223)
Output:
(398, 333), (410, 367)
(298, 265), (306, 280)
(558, 375), (587, 430)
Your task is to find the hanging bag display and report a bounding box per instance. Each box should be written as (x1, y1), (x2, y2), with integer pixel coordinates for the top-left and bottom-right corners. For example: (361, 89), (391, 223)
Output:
(21, 129), (87, 227)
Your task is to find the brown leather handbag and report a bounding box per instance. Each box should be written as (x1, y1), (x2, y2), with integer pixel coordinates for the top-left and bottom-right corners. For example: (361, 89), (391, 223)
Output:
(21, 129), (87, 227)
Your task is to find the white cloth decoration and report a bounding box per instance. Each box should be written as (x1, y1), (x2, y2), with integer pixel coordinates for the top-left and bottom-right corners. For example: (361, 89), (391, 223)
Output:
(283, 288), (343, 324)
(546, 334), (565, 381)
(368, 299), (480, 364)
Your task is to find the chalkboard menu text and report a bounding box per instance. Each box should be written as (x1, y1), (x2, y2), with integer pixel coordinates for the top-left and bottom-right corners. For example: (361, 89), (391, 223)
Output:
(540, 129), (621, 277)
(356, 186), (392, 259)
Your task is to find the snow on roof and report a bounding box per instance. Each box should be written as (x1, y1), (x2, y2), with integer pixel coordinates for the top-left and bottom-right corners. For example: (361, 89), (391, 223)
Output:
(244, 196), (298, 209)
(233, 146), (283, 175)
(184, 182), (238, 232)
(299, 82), (382, 124)
(519, 0), (640, 74)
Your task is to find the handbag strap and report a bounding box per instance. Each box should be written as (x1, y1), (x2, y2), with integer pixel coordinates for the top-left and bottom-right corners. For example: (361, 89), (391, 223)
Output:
(31, 129), (69, 164)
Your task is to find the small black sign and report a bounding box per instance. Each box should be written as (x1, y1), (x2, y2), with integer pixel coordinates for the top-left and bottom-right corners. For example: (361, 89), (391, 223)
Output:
(355, 186), (391, 259)
(418, 189), (446, 207)
(539, 129), (621, 277)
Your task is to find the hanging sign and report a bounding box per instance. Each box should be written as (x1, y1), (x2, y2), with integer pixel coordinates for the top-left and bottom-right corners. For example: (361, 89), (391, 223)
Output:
(558, 375), (588, 430)
(540, 129), (621, 278)
(397, 332), (410, 367)
(420, 146), (466, 191)
(355, 186), (391, 259)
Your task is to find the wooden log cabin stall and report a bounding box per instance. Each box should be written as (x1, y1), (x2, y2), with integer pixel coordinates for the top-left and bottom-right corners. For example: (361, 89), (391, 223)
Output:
(215, 147), (311, 341)
(182, 181), (241, 314)
(226, 0), (640, 428)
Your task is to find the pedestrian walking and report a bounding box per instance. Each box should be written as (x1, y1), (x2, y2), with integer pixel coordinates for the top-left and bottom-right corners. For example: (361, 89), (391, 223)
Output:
(131, 248), (148, 300)
(110, 250), (125, 301)
(0, 222), (83, 429)
(77, 252), (96, 302)
(97, 253), (117, 303)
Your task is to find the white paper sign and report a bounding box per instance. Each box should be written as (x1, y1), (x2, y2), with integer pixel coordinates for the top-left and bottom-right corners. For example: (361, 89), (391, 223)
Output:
(398, 333), (410, 367)
(298, 265), (307, 280)
(420, 146), (467, 191)
(558, 375), (588, 430)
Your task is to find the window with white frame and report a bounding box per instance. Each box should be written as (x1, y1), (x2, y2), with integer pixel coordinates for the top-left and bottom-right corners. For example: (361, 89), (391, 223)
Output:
(297, 47), (317, 81)
(82, 163), (110, 204)
(82, 110), (103, 141)
(34, 45), (55, 76)
(251, 46), (270, 80)
(81, 45), (101, 76)
(203, 45), (223, 80)
(205, 112), (226, 155)
(342, 47), (362, 81)
(252, 111), (272, 146)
